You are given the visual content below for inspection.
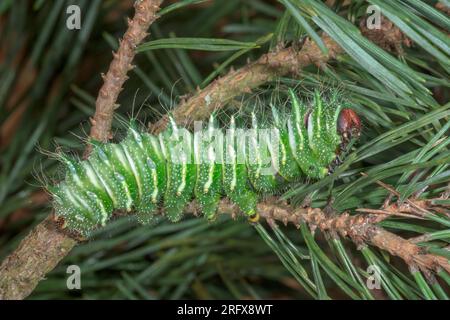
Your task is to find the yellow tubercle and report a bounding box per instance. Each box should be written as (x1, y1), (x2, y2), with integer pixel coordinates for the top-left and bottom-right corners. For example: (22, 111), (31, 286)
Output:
(248, 212), (260, 223)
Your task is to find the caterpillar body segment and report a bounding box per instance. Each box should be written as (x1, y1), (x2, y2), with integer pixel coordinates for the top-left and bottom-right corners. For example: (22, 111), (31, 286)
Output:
(160, 120), (197, 222)
(222, 115), (259, 221)
(194, 116), (223, 220)
(245, 113), (280, 193)
(49, 91), (360, 236)
(270, 105), (303, 182)
(122, 127), (159, 223)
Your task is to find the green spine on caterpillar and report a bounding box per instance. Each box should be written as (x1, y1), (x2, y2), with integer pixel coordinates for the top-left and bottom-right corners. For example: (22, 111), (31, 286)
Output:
(123, 123), (158, 224)
(308, 90), (343, 167)
(271, 104), (302, 182)
(246, 112), (279, 193)
(136, 130), (167, 224)
(288, 89), (329, 179)
(222, 116), (258, 218)
(104, 143), (138, 211)
(161, 118), (196, 222)
(323, 90), (344, 148)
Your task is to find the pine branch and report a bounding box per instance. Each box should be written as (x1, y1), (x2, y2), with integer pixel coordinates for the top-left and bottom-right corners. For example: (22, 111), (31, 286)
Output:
(0, 215), (77, 300)
(247, 201), (450, 274)
(149, 10), (412, 134)
(179, 184), (450, 274)
(86, 0), (163, 151)
(0, 0), (163, 300)
(149, 34), (342, 134)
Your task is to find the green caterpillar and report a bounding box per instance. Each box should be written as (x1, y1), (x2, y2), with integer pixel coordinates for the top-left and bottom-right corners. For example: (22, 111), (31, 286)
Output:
(48, 89), (361, 236)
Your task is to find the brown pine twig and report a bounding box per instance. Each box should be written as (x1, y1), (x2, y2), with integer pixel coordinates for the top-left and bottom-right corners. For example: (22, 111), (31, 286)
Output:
(188, 199), (450, 274)
(86, 0), (163, 152)
(0, 0), (163, 300)
(148, 10), (413, 135)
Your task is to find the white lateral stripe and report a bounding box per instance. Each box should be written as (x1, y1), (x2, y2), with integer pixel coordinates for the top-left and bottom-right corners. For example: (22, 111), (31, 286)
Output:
(114, 172), (133, 211)
(281, 141), (287, 165)
(67, 188), (90, 213)
(84, 163), (102, 190)
(177, 154), (187, 195)
(151, 168), (158, 203)
(113, 145), (128, 167)
(158, 135), (168, 158)
(296, 121), (304, 148)
(121, 144), (143, 200)
(131, 129), (144, 149)
(193, 132), (201, 164)
(265, 135), (278, 169)
(88, 192), (108, 226)
(274, 128), (286, 166)
(72, 172), (83, 188)
(121, 179), (133, 211)
(64, 187), (82, 209)
(203, 147), (216, 192)
(228, 144), (237, 191)
(252, 136), (261, 164)
(66, 161), (83, 188)
(316, 100), (322, 131)
(98, 199), (107, 226)
(93, 169), (118, 207)
(88, 160), (119, 207)
(287, 120), (298, 155)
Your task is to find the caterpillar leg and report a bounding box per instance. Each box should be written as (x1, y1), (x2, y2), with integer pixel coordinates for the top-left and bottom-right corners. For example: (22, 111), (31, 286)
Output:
(196, 192), (221, 220)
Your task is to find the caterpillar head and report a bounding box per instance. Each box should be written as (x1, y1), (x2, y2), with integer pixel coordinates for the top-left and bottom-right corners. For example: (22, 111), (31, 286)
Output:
(326, 108), (361, 174)
(338, 108), (361, 142)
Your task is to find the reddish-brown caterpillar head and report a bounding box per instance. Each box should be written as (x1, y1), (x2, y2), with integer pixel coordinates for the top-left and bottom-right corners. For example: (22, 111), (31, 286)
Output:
(338, 108), (361, 141)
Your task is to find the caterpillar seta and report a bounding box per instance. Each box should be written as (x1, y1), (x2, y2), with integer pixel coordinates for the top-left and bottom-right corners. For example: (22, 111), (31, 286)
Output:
(47, 89), (361, 236)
